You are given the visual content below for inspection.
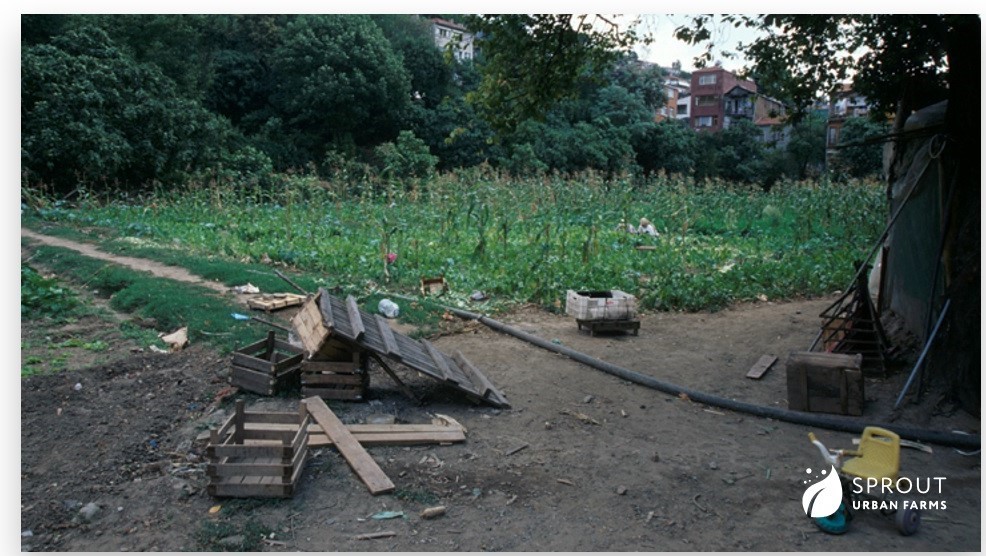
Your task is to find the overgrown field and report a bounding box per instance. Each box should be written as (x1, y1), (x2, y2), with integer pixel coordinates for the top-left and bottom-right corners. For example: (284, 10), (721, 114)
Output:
(24, 173), (885, 312)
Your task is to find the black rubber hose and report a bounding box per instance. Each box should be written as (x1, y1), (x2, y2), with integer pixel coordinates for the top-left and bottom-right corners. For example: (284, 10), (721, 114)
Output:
(448, 307), (980, 450)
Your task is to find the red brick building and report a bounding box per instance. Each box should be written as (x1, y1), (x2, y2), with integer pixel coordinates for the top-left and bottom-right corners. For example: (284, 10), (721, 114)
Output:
(688, 66), (757, 132)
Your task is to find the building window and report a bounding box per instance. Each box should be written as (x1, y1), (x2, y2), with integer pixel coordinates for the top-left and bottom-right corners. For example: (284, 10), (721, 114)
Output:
(695, 95), (718, 107)
(696, 116), (717, 128)
(677, 104), (688, 115)
(698, 74), (717, 85)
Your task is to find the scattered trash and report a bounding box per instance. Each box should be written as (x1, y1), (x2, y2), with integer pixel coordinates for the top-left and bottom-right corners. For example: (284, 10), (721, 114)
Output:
(645, 510), (654, 523)
(757, 294), (768, 302)
(370, 510), (404, 520)
(583, 395), (594, 404)
(230, 313), (251, 321)
(421, 276), (448, 296)
(149, 345), (169, 354)
(354, 531), (396, 541)
(21, 530), (33, 538)
(708, 461), (718, 470)
(73, 383), (82, 392)
(232, 283), (260, 294)
(620, 409), (628, 418)
(471, 487), (482, 498)
(560, 408), (600, 425)
(616, 486), (628, 495)
(385, 252), (398, 264)
(420, 506), (446, 519)
(209, 505), (222, 514)
(504, 443), (529, 456)
(556, 478), (575, 487)
(431, 414), (467, 433)
(79, 502), (100, 522)
(551, 338), (562, 345)
(469, 290), (487, 302)
(160, 327), (189, 351)
(378, 299), (400, 319)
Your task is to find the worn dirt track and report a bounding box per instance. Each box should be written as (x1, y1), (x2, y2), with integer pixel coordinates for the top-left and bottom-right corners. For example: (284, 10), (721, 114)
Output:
(19, 230), (981, 552)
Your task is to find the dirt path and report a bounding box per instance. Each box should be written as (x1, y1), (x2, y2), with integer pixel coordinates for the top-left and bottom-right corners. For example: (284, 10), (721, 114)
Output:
(20, 229), (981, 552)
(22, 228), (229, 294)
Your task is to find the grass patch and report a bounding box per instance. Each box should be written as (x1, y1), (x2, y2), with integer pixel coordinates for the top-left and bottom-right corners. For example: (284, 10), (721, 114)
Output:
(21, 265), (79, 319)
(55, 338), (110, 351)
(25, 245), (269, 352)
(394, 487), (440, 506)
(195, 518), (273, 552)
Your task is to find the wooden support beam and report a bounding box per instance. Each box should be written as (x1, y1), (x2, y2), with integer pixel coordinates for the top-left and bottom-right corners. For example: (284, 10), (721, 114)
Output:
(318, 288), (335, 330)
(346, 296), (365, 341)
(374, 315), (401, 358)
(303, 397), (395, 494)
(370, 353), (420, 404)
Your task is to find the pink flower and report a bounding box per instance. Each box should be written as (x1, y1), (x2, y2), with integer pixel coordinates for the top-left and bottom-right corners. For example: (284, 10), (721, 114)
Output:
(386, 252), (398, 264)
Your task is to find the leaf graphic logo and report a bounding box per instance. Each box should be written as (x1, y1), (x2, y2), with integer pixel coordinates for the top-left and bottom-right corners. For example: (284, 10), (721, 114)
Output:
(802, 466), (843, 517)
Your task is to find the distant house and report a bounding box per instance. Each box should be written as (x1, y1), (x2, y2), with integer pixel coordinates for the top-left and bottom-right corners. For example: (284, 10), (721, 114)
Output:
(430, 17), (474, 62)
(688, 66), (758, 132)
(826, 84), (873, 164)
(723, 84), (788, 146)
(656, 68), (691, 122)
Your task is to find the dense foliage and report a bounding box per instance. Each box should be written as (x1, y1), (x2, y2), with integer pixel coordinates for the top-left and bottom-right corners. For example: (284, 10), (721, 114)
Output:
(25, 173), (885, 312)
(21, 14), (882, 194)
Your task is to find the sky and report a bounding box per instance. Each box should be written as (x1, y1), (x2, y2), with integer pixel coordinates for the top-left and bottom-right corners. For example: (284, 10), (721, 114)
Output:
(622, 14), (762, 72)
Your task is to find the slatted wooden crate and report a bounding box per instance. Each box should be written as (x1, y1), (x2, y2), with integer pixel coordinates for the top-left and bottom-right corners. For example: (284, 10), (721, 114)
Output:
(301, 346), (369, 401)
(247, 293), (307, 313)
(230, 331), (304, 395)
(420, 275), (448, 296)
(207, 400), (310, 498)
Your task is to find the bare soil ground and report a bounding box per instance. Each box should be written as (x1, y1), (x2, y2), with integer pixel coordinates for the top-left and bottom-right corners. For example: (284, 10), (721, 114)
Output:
(19, 233), (980, 552)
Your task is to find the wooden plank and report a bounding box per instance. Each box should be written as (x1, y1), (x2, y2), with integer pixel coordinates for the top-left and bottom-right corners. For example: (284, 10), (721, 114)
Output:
(239, 422), (464, 435)
(209, 443), (294, 460)
(420, 339), (455, 383)
(302, 360), (360, 374)
(303, 397), (395, 494)
(345, 296), (365, 341)
(746, 355), (778, 379)
(302, 387), (364, 401)
(236, 337), (272, 356)
(291, 295), (330, 356)
(232, 353), (275, 374)
(230, 367), (275, 395)
(309, 430), (465, 447)
(208, 480), (292, 498)
(272, 352), (304, 374)
(318, 288), (335, 330)
(374, 315), (401, 358)
(302, 372), (365, 386)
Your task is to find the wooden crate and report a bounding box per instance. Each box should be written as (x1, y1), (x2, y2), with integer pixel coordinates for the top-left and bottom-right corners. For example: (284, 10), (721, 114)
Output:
(230, 331), (304, 396)
(301, 348), (369, 401)
(786, 352), (864, 416)
(207, 400), (310, 498)
(565, 290), (638, 321)
(247, 293), (306, 313)
(420, 275), (448, 296)
(576, 318), (640, 336)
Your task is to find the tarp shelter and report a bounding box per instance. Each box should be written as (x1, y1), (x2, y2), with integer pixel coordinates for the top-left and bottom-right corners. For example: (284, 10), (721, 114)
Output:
(880, 101), (950, 341)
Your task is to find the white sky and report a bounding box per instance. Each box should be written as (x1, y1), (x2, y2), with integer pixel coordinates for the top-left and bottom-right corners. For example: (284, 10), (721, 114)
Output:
(627, 14), (763, 72)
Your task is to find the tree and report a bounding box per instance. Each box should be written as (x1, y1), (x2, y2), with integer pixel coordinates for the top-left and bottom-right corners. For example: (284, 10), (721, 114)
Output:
(22, 26), (234, 192)
(831, 117), (890, 178)
(374, 130), (438, 182)
(465, 14), (648, 131)
(372, 15), (454, 109)
(268, 15), (411, 160)
(634, 120), (698, 176)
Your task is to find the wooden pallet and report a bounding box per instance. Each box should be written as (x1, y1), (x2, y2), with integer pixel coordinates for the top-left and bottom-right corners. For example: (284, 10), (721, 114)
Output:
(290, 290), (510, 408)
(420, 275), (448, 296)
(248, 293), (307, 313)
(207, 400), (310, 498)
(576, 319), (640, 336)
(230, 331), (304, 395)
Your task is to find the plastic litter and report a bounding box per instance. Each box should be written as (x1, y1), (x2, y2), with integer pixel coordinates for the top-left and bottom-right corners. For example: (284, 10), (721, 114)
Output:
(378, 299), (400, 318)
(230, 313), (251, 321)
(469, 290), (488, 301)
(232, 283), (260, 294)
(371, 510), (404, 520)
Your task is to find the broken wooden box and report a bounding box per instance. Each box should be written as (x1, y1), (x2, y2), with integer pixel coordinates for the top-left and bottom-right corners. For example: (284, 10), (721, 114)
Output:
(247, 292), (307, 313)
(786, 351), (864, 416)
(230, 331), (304, 395)
(207, 400), (310, 498)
